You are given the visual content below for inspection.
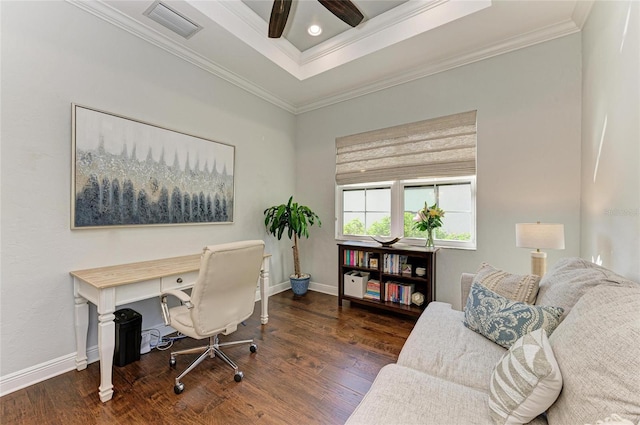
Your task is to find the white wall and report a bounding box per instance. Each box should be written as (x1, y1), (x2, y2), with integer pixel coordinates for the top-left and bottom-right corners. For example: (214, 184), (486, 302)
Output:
(580, 0), (640, 282)
(0, 0), (296, 380)
(296, 35), (583, 309)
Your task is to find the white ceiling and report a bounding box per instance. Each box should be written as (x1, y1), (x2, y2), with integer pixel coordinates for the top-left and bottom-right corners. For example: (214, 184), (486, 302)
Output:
(70, 0), (593, 114)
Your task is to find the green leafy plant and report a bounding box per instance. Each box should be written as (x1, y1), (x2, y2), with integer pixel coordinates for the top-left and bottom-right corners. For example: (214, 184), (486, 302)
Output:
(413, 202), (445, 232)
(413, 202), (445, 247)
(264, 196), (321, 278)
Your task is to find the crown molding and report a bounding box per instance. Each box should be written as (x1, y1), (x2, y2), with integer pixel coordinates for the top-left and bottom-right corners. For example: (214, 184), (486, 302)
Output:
(66, 0), (583, 116)
(296, 19), (581, 114)
(571, 0), (595, 29)
(66, 0), (297, 114)
(300, 0), (449, 63)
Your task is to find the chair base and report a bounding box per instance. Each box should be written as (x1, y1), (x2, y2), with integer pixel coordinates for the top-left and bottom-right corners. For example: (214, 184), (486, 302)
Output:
(170, 335), (257, 394)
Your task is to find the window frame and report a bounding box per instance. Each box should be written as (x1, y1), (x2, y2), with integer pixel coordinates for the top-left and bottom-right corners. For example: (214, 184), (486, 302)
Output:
(336, 176), (476, 250)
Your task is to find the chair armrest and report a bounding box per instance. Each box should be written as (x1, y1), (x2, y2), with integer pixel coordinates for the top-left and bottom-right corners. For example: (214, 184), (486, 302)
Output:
(460, 273), (476, 309)
(161, 289), (192, 304)
(160, 289), (192, 325)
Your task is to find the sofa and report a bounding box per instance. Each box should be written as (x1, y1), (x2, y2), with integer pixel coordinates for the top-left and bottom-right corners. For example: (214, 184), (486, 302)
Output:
(345, 257), (640, 425)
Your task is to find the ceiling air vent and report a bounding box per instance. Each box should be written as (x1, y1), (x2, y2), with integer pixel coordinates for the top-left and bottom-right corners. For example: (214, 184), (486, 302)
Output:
(144, 1), (202, 39)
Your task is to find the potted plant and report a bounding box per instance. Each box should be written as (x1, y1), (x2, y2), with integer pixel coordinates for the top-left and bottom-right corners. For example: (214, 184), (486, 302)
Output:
(413, 202), (445, 248)
(264, 196), (321, 295)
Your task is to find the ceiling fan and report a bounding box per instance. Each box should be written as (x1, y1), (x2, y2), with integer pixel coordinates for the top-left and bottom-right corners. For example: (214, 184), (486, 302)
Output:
(268, 0), (364, 38)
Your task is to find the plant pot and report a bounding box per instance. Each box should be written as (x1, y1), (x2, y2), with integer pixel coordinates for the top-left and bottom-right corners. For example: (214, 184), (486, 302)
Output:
(290, 274), (310, 296)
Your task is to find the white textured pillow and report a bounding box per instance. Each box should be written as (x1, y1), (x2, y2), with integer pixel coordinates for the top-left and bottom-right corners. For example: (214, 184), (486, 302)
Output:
(489, 328), (562, 424)
(474, 263), (540, 304)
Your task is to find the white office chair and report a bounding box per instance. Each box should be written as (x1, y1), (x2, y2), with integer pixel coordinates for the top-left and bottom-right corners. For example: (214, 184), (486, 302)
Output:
(160, 240), (265, 394)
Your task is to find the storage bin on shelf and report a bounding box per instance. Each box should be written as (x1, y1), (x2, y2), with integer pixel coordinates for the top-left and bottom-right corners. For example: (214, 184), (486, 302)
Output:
(344, 271), (370, 298)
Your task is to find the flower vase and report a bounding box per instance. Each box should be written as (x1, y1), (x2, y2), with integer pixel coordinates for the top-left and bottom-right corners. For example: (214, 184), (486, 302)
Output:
(425, 228), (435, 248)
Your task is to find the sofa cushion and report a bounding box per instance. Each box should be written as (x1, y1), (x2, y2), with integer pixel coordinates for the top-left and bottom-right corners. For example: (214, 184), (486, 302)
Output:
(464, 283), (564, 349)
(535, 257), (637, 320)
(547, 284), (640, 425)
(489, 328), (562, 425)
(474, 263), (540, 304)
(584, 414), (637, 425)
(397, 302), (507, 392)
(345, 364), (548, 425)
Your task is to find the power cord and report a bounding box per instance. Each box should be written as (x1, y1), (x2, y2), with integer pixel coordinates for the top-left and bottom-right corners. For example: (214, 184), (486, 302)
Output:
(143, 328), (187, 351)
(142, 322), (246, 352)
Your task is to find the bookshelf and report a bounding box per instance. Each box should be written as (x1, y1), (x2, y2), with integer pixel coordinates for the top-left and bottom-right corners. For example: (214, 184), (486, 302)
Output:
(338, 241), (438, 317)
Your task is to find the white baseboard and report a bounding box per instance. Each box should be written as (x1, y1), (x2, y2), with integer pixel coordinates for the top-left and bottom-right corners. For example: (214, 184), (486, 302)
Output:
(309, 281), (339, 296)
(0, 283), (337, 397)
(271, 279), (338, 297)
(0, 352), (78, 397)
(0, 323), (176, 397)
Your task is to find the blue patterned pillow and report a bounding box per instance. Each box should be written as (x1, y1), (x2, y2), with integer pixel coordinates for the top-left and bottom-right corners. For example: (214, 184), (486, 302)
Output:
(464, 283), (564, 348)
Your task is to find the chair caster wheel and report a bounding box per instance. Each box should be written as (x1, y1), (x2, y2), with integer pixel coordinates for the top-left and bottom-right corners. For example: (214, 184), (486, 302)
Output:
(234, 371), (244, 382)
(174, 383), (184, 394)
(250, 343), (257, 353)
(169, 357), (176, 368)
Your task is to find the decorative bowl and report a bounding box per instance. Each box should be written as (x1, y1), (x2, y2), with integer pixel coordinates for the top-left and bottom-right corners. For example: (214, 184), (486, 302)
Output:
(370, 236), (400, 247)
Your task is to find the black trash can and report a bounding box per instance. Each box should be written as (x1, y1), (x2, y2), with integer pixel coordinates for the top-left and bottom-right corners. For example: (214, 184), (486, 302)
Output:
(113, 308), (142, 367)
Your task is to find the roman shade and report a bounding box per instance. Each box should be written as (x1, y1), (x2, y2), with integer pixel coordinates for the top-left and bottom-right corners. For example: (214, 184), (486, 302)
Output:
(335, 110), (477, 185)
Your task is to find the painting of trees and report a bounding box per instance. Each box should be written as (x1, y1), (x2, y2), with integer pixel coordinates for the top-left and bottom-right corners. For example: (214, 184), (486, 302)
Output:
(72, 105), (234, 228)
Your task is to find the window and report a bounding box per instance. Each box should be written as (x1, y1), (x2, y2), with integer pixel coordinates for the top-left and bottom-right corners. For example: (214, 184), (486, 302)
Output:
(342, 185), (391, 236)
(337, 177), (476, 249)
(403, 179), (475, 246)
(335, 110), (477, 249)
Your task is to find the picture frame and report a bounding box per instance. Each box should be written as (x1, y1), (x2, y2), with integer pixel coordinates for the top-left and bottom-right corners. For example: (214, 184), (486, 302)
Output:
(71, 104), (235, 228)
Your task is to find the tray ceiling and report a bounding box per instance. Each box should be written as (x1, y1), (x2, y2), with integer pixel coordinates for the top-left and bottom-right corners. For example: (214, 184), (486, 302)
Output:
(71, 0), (592, 113)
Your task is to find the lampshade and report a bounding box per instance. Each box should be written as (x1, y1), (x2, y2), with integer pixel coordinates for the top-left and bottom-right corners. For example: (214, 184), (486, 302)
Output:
(515, 223), (565, 250)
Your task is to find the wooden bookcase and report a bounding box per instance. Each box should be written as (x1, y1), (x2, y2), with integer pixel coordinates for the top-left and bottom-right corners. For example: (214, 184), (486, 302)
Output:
(338, 241), (438, 317)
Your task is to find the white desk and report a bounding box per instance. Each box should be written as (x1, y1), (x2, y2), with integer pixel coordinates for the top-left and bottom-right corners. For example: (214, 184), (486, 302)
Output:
(70, 253), (271, 402)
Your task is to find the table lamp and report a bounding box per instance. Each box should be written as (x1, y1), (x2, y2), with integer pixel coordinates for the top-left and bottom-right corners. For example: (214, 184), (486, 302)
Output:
(515, 222), (565, 276)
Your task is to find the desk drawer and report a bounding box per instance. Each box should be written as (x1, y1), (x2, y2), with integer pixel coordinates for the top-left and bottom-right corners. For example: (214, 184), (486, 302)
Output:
(116, 279), (161, 305)
(161, 271), (198, 291)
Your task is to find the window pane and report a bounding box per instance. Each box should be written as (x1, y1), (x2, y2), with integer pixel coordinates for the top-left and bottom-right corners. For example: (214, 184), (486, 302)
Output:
(404, 186), (435, 212)
(366, 188), (390, 211)
(439, 183), (471, 211)
(343, 212), (366, 235)
(343, 187), (390, 236)
(437, 212), (472, 241)
(404, 185), (435, 238)
(343, 189), (364, 211)
(366, 212), (390, 236)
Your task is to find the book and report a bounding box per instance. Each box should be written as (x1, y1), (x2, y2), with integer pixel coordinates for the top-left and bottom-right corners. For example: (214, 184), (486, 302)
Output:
(384, 281), (415, 305)
(364, 279), (380, 300)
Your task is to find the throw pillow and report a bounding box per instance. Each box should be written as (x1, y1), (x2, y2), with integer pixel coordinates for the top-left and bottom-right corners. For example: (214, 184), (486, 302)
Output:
(489, 328), (563, 425)
(464, 283), (564, 349)
(536, 257), (638, 320)
(474, 263), (540, 304)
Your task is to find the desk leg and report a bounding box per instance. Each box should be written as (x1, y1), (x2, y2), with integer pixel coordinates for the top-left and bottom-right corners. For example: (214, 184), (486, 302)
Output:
(74, 292), (89, 371)
(260, 258), (270, 325)
(97, 311), (116, 402)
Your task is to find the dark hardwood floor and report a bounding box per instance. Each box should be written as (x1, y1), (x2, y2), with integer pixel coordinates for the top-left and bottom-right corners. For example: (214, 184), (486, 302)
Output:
(1, 291), (416, 425)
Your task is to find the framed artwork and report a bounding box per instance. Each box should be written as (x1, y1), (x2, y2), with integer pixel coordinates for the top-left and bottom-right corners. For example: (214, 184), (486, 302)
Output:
(71, 104), (234, 228)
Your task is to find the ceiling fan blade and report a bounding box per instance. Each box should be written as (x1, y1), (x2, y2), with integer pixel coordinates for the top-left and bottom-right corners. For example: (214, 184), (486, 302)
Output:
(269, 0), (293, 38)
(318, 0), (364, 27)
